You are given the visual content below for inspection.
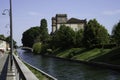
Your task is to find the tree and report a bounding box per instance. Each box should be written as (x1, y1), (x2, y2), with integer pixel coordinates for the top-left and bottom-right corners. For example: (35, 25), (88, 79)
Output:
(6, 36), (17, 48)
(96, 26), (109, 45)
(51, 25), (75, 49)
(83, 19), (109, 48)
(0, 34), (5, 40)
(22, 26), (40, 48)
(33, 42), (42, 54)
(39, 19), (49, 43)
(75, 29), (84, 47)
(112, 21), (120, 46)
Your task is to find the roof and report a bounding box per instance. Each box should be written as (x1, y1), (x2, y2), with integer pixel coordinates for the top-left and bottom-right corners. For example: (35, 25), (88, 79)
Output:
(67, 18), (86, 24)
(52, 17), (55, 19)
(56, 14), (67, 17)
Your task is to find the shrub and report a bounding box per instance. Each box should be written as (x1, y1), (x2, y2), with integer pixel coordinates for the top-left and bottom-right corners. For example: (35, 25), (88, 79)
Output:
(33, 42), (42, 54)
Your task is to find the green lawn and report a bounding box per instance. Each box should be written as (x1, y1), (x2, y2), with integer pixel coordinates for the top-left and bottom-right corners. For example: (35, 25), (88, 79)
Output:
(72, 48), (106, 61)
(55, 47), (120, 65)
(73, 48), (110, 61)
(90, 47), (120, 65)
(56, 48), (84, 58)
(55, 48), (111, 61)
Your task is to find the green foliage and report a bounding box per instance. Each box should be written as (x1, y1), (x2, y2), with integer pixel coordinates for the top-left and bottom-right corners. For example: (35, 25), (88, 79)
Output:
(75, 29), (84, 47)
(46, 49), (53, 54)
(0, 35), (16, 47)
(83, 19), (109, 48)
(39, 19), (49, 43)
(21, 19), (49, 54)
(91, 47), (120, 65)
(22, 26), (40, 47)
(40, 43), (48, 54)
(0, 34), (5, 40)
(56, 48), (82, 58)
(73, 48), (102, 61)
(33, 42), (42, 54)
(112, 21), (120, 46)
(25, 63), (49, 80)
(6, 36), (17, 48)
(51, 25), (75, 49)
(55, 47), (110, 61)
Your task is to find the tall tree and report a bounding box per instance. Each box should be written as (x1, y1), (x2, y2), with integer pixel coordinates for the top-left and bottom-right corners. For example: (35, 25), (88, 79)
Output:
(112, 21), (120, 46)
(22, 26), (40, 47)
(39, 19), (49, 43)
(83, 19), (109, 48)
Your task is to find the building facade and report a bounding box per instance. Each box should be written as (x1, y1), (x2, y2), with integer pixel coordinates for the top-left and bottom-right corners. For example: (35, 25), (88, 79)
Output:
(0, 40), (9, 52)
(52, 14), (86, 33)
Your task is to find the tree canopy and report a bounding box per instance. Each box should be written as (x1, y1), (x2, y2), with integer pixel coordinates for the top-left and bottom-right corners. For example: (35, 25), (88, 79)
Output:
(83, 19), (109, 48)
(112, 21), (120, 46)
(21, 18), (114, 54)
(75, 29), (84, 47)
(0, 34), (5, 40)
(39, 19), (49, 43)
(22, 19), (49, 49)
(22, 26), (40, 47)
(51, 25), (75, 49)
(6, 36), (17, 48)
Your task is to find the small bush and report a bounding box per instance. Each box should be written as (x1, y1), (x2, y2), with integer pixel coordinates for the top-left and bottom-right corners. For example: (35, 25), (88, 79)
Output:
(33, 42), (42, 54)
(47, 49), (53, 54)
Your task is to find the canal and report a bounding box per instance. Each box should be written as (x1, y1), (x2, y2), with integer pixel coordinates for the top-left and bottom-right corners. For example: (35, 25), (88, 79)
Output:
(17, 49), (120, 80)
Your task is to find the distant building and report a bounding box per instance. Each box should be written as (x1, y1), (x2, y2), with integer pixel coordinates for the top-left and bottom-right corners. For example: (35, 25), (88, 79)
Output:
(0, 40), (9, 53)
(52, 14), (86, 33)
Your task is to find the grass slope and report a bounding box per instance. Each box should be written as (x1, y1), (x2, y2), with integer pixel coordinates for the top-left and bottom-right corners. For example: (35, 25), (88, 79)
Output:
(72, 48), (110, 61)
(90, 47), (120, 65)
(25, 63), (50, 80)
(56, 48), (84, 58)
(54, 47), (120, 65)
(55, 48), (110, 61)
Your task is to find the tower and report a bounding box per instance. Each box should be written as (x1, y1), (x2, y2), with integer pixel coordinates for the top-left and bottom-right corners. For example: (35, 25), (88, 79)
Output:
(52, 17), (56, 33)
(52, 14), (67, 33)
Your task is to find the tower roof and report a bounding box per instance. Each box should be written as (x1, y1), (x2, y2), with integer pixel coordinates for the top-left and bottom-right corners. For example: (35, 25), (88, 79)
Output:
(67, 18), (86, 24)
(52, 17), (56, 20)
(56, 14), (67, 17)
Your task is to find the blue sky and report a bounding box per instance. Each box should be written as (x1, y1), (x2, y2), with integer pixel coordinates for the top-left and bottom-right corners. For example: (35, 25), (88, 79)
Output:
(0, 0), (120, 46)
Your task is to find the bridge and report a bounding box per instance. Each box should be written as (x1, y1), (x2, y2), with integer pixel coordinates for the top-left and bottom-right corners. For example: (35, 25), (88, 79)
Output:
(0, 52), (57, 80)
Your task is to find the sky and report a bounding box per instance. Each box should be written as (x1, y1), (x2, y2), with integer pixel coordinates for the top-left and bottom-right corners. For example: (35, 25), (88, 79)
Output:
(0, 0), (120, 46)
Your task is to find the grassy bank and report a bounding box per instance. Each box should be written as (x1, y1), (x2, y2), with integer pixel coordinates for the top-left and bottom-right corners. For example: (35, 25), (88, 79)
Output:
(25, 63), (50, 80)
(52, 47), (120, 65)
(90, 47), (120, 65)
(54, 48), (111, 61)
(72, 48), (110, 61)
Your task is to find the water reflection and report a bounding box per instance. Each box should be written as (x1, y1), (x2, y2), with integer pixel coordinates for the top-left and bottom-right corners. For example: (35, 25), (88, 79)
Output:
(17, 49), (120, 80)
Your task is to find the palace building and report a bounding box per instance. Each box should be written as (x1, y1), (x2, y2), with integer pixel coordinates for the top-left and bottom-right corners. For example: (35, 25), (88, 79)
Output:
(52, 14), (86, 33)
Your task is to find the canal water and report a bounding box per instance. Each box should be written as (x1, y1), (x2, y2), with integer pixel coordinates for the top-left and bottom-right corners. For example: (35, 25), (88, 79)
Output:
(17, 49), (120, 80)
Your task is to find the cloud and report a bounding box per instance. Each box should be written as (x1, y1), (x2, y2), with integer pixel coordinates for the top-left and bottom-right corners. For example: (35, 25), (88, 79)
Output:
(28, 12), (40, 16)
(102, 9), (120, 15)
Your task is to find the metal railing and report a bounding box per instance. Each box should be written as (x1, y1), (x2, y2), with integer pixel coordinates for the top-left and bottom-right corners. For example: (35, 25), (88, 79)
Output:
(13, 54), (39, 80)
(23, 61), (58, 80)
(13, 54), (57, 80)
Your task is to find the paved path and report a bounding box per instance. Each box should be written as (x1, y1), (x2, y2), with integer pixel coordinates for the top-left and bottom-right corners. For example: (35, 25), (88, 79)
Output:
(0, 54), (9, 80)
(0, 54), (16, 80)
